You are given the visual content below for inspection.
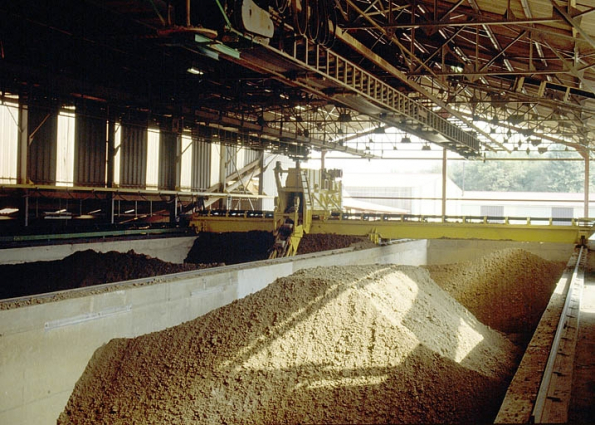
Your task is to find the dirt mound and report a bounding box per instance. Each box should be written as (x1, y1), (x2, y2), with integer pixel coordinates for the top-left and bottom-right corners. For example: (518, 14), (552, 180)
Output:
(184, 232), (373, 264)
(59, 265), (519, 424)
(0, 250), (216, 300)
(297, 233), (375, 254)
(184, 231), (275, 265)
(425, 248), (566, 335)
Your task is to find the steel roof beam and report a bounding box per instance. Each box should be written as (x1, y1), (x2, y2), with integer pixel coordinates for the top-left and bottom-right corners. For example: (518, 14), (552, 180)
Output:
(343, 17), (560, 30)
(551, 0), (595, 51)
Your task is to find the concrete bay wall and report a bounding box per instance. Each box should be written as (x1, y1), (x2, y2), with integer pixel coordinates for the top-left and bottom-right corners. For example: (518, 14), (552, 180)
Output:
(0, 236), (198, 265)
(0, 238), (575, 424)
(0, 240), (427, 425)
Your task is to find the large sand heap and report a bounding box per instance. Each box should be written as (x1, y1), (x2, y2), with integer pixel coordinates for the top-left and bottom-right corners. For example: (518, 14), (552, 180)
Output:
(59, 264), (519, 424)
(426, 248), (566, 335)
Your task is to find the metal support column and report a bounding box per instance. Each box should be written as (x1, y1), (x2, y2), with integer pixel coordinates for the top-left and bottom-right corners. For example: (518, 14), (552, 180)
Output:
(107, 116), (116, 226)
(442, 148), (447, 219)
(175, 133), (182, 191)
(107, 116), (116, 188)
(17, 102), (28, 184)
(258, 153), (265, 210)
(219, 144), (227, 209)
(585, 154), (590, 218)
(23, 191), (29, 227)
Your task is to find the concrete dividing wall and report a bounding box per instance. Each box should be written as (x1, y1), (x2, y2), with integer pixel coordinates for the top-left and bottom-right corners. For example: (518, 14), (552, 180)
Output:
(0, 236), (198, 265)
(0, 239), (427, 425)
(426, 239), (575, 265)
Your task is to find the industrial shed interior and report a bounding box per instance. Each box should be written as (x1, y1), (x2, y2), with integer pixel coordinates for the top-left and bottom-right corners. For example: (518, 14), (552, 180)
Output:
(1, 1), (595, 424)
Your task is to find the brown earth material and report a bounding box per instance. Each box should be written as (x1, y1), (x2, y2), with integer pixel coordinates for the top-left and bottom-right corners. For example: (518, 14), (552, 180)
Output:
(425, 248), (566, 337)
(59, 264), (520, 424)
(297, 233), (375, 254)
(0, 232), (373, 307)
(184, 231), (275, 265)
(0, 250), (217, 300)
(184, 232), (374, 263)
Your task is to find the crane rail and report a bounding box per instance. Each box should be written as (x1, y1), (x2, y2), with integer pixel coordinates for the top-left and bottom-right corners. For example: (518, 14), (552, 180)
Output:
(495, 247), (587, 423)
(531, 246), (586, 423)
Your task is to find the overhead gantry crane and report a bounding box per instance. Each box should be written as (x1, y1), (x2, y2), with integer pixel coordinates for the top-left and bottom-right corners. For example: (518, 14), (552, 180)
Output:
(189, 164), (595, 256)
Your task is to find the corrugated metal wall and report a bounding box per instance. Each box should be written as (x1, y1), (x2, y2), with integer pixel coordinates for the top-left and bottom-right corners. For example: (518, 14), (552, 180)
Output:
(242, 148), (261, 166)
(191, 132), (211, 191)
(159, 131), (177, 190)
(120, 124), (147, 188)
(28, 107), (57, 184)
(225, 145), (237, 178)
(74, 114), (107, 187)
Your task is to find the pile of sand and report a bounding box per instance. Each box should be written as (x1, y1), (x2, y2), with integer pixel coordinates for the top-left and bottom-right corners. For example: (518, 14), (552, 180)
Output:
(426, 248), (567, 335)
(59, 264), (519, 424)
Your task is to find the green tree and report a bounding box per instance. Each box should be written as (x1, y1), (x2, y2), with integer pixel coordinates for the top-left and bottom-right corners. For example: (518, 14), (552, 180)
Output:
(449, 150), (585, 192)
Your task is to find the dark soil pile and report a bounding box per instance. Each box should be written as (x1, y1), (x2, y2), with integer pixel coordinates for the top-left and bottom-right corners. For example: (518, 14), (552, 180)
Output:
(184, 231), (373, 264)
(1, 232), (375, 302)
(59, 265), (519, 424)
(0, 250), (215, 300)
(184, 231), (275, 265)
(297, 233), (375, 254)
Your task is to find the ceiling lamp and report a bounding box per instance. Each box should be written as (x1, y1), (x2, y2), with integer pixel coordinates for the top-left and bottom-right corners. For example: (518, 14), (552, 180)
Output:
(421, 143), (431, 151)
(187, 66), (204, 75)
(401, 137), (411, 143)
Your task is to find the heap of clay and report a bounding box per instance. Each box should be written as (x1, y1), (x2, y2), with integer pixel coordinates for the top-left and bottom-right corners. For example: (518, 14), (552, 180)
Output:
(59, 264), (521, 424)
(426, 248), (566, 335)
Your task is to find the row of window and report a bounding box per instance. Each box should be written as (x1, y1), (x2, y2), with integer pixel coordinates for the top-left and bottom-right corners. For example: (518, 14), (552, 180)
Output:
(0, 103), (196, 190)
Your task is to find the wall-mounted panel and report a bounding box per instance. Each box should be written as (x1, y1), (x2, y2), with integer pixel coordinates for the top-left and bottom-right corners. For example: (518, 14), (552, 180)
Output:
(120, 124), (147, 188)
(28, 108), (57, 184)
(74, 114), (107, 187)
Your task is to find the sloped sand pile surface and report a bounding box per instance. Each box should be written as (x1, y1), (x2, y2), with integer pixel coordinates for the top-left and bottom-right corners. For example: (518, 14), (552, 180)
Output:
(426, 248), (566, 335)
(59, 265), (519, 424)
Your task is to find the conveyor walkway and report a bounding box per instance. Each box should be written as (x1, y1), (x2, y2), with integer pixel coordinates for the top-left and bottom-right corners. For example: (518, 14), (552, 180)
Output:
(568, 253), (595, 422)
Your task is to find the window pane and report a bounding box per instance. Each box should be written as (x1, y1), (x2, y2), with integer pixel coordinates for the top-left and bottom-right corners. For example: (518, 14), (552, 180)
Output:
(180, 134), (192, 191)
(56, 110), (75, 187)
(0, 102), (19, 184)
(113, 123), (121, 186)
(146, 128), (160, 190)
